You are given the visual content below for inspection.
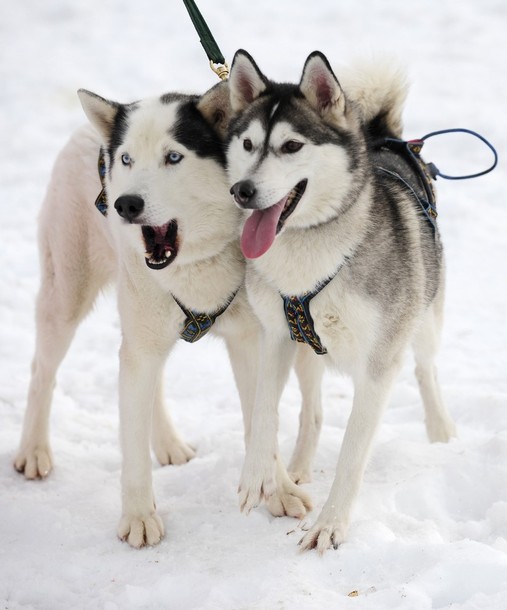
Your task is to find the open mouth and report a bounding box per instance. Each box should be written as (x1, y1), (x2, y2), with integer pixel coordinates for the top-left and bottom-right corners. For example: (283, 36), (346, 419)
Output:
(240, 179), (307, 259)
(141, 220), (178, 270)
(277, 179), (307, 232)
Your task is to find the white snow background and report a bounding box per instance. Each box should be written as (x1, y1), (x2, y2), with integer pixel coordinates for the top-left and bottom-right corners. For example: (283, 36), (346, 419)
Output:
(1, 1), (506, 609)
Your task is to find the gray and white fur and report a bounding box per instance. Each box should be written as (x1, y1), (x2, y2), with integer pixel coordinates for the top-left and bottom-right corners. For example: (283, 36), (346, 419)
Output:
(227, 50), (457, 553)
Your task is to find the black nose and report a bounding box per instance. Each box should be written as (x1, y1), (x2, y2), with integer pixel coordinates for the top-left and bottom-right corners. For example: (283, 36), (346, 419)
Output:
(230, 180), (256, 207)
(114, 195), (144, 222)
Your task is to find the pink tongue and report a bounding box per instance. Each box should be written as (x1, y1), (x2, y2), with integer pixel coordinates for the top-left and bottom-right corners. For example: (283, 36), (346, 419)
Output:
(240, 200), (286, 259)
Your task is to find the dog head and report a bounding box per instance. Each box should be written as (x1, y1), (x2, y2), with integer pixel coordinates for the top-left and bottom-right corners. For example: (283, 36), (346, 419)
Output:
(78, 82), (236, 269)
(227, 50), (368, 259)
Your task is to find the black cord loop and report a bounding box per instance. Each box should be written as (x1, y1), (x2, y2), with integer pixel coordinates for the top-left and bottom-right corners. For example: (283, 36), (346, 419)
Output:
(417, 128), (498, 180)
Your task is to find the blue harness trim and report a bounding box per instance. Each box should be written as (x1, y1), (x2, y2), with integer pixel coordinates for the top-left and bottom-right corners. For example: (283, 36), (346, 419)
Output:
(280, 264), (345, 356)
(282, 291), (328, 355)
(376, 137), (438, 229)
(173, 291), (238, 343)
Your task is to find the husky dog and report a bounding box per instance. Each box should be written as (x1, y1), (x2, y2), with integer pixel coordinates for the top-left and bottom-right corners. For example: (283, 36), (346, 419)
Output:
(227, 50), (457, 553)
(14, 82), (322, 547)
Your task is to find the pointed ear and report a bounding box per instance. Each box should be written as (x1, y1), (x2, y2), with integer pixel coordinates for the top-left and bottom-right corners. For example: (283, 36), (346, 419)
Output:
(228, 49), (268, 113)
(77, 89), (119, 141)
(196, 80), (232, 140)
(299, 52), (346, 118)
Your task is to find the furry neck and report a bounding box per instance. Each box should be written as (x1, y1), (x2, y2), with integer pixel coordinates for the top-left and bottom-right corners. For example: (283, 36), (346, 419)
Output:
(250, 182), (373, 296)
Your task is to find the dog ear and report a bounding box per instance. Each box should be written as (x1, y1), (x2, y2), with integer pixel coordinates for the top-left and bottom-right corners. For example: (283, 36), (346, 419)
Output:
(196, 80), (232, 140)
(77, 89), (119, 141)
(299, 52), (346, 118)
(228, 49), (268, 112)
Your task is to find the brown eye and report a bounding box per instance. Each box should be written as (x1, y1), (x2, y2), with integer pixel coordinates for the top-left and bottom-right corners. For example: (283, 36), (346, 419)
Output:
(243, 139), (253, 152)
(282, 140), (303, 154)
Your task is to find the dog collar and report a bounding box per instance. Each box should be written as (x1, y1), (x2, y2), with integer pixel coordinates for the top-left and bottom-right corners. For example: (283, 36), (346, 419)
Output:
(95, 148), (108, 216)
(173, 290), (238, 343)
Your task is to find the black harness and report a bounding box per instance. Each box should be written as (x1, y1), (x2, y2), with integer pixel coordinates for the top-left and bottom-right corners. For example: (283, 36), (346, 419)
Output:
(94, 127), (496, 354)
(278, 128), (497, 355)
(375, 137), (438, 230)
(94, 148), (237, 343)
(279, 139), (438, 356)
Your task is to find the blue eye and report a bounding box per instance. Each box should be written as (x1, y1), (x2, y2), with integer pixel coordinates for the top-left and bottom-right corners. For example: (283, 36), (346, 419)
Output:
(166, 151), (183, 165)
(121, 153), (132, 166)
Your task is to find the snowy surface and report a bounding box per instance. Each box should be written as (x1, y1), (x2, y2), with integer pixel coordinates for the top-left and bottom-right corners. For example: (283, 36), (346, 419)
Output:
(1, 1), (506, 608)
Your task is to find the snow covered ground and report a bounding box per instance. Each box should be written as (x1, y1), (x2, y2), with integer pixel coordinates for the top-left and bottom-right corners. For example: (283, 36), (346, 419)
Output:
(1, 1), (506, 608)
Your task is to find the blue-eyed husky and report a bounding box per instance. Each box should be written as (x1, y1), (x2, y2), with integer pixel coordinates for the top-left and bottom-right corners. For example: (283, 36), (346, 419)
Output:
(227, 50), (457, 553)
(14, 82), (322, 547)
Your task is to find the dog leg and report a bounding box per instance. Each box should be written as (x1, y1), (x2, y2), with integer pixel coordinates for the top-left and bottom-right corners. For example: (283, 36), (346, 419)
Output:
(14, 304), (75, 479)
(116, 274), (179, 548)
(14, 228), (109, 479)
(151, 374), (196, 466)
(116, 341), (167, 548)
(288, 347), (324, 484)
(238, 332), (312, 519)
(299, 366), (398, 553)
(117, 348), (165, 548)
(223, 329), (259, 448)
(413, 302), (456, 443)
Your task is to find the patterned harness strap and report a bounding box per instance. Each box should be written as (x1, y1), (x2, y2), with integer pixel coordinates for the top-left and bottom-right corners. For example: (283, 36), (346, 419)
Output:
(282, 292), (327, 355)
(173, 290), (238, 343)
(281, 271), (340, 356)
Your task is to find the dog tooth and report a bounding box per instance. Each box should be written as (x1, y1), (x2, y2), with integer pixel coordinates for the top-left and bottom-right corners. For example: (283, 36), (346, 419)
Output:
(164, 250), (172, 258)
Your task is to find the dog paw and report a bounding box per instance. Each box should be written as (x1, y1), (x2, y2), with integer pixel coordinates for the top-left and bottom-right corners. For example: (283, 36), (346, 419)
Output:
(266, 478), (313, 519)
(288, 467), (312, 485)
(238, 478), (276, 514)
(152, 434), (195, 467)
(238, 461), (278, 514)
(298, 520), (346, 554)
(426, 417), (457, 444)
(239, 457), (313, 519)
(14, 445), (53, 479)
(117, 512), (165, 548)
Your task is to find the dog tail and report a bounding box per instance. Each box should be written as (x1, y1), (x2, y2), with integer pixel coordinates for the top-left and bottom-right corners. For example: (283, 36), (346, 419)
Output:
(340, 57), (409, 140)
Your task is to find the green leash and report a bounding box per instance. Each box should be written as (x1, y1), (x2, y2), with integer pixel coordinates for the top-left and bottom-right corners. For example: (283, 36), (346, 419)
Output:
(182, 0), (229, 80)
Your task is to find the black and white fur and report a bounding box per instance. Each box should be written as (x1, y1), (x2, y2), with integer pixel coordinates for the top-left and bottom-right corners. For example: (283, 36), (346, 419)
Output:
(14, 83), (323, 547)
(227, 50), (457, 553)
